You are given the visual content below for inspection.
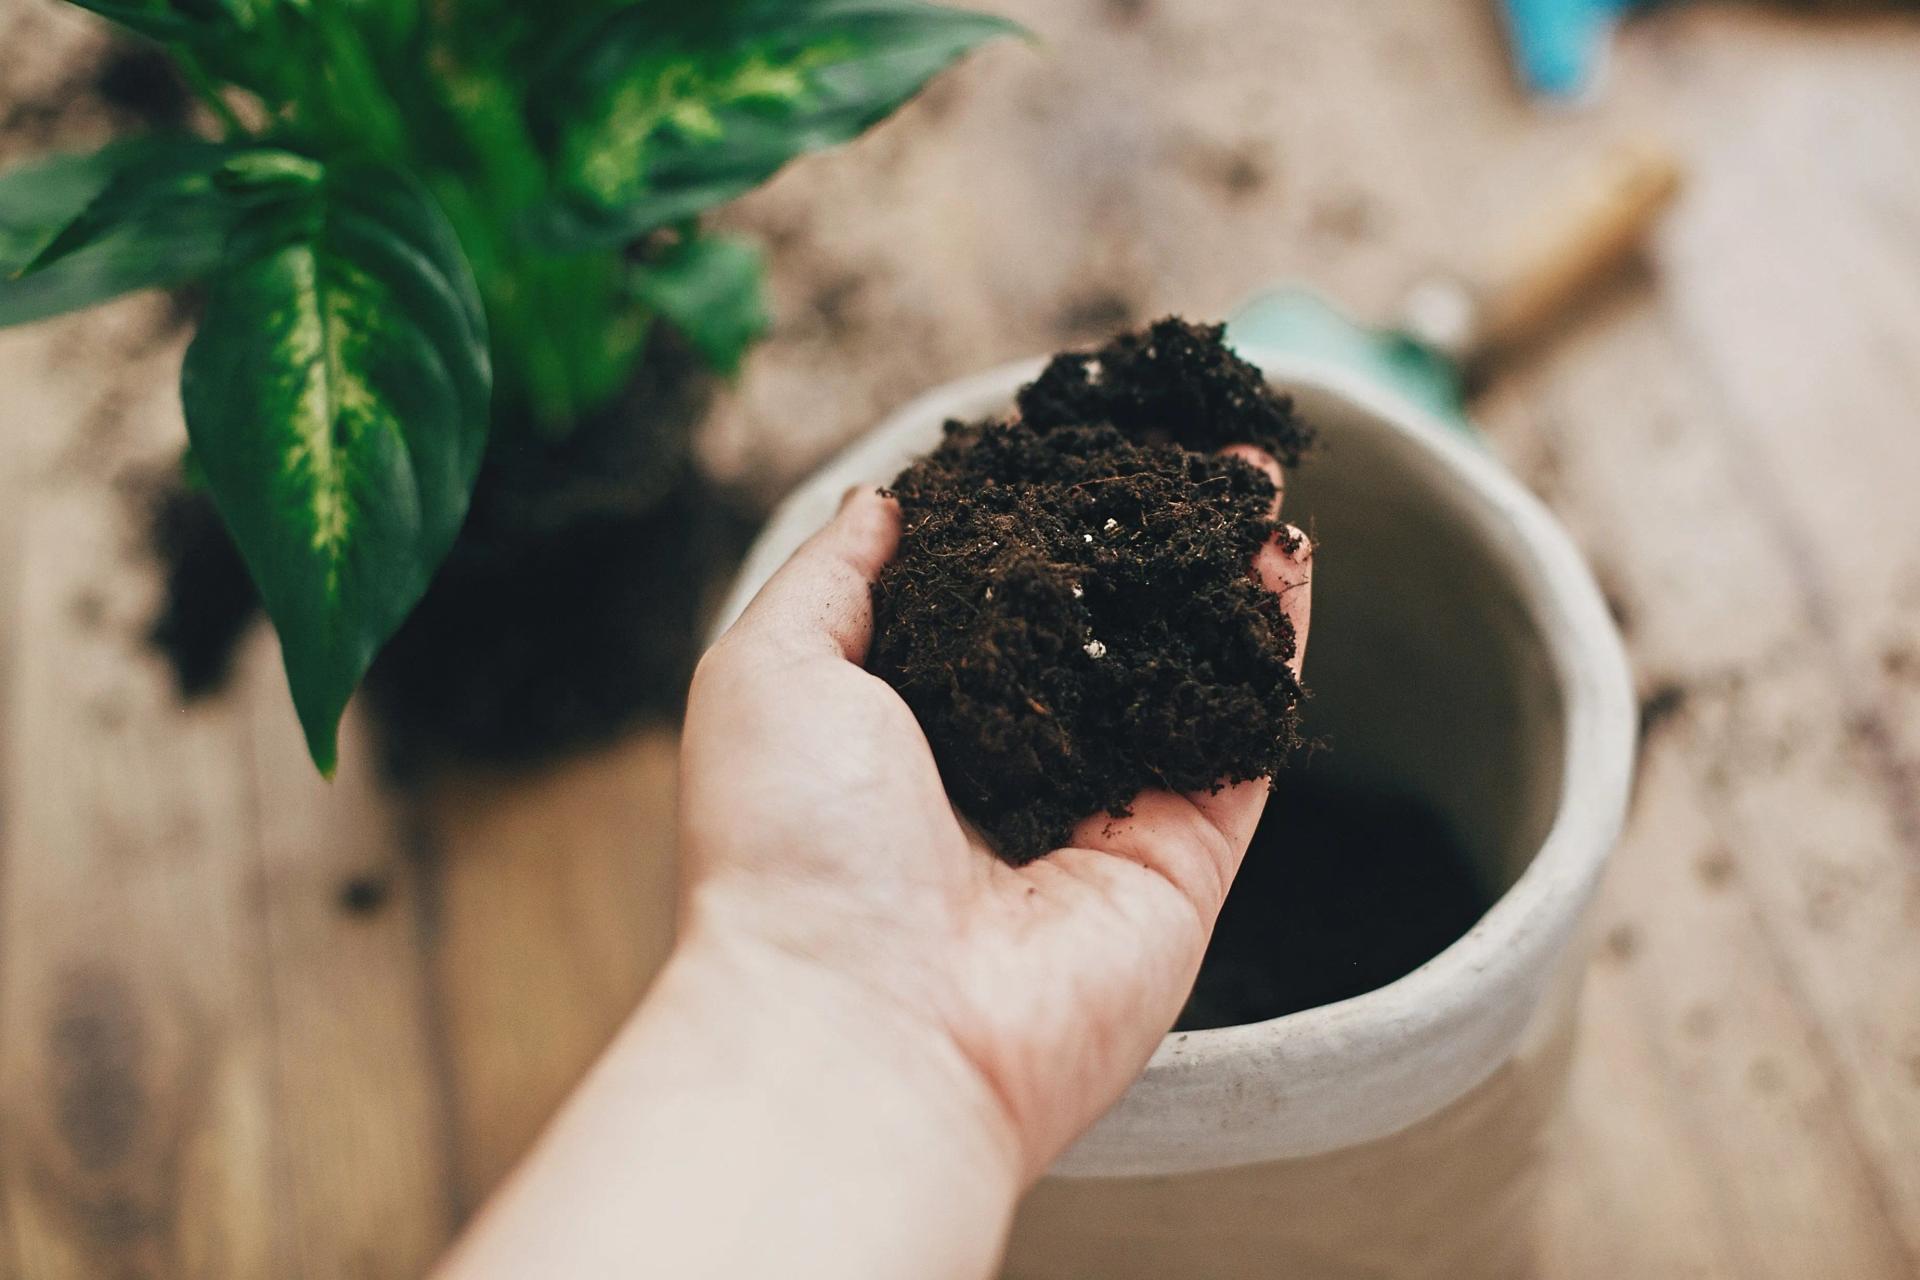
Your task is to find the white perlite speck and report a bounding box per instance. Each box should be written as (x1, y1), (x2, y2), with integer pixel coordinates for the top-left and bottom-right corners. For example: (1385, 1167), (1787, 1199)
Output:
(1104, 517), (1120, 533)
(1083, 533), (1094, 543)
(1083, 639), (1107, 658)
(1071, 585), (1084, 598)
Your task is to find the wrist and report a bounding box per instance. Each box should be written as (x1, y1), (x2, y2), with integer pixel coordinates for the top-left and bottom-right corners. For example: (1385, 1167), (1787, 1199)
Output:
(631, 924), (1026, 1276)
(659, 921), (1028, 1180)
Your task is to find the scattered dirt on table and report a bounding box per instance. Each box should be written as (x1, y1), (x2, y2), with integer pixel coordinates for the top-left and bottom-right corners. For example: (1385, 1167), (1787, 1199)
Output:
(1602, 922), (1641, 964)
(336, 874), (393, 918)
(1695, 847), (1736, 891)
(1637, 679), (1690, 745)
(1177, 771), (1493, 1029)
(869, 319), (1313, 864)
(1883, 642), (1919, 682)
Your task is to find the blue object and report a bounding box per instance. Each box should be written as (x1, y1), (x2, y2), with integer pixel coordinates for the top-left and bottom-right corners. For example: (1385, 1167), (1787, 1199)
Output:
(1500, 0), (1638, 99)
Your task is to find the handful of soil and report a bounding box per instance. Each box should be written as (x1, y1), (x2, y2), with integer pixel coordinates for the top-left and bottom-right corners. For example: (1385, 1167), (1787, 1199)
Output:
(869, 319), (1314, 864)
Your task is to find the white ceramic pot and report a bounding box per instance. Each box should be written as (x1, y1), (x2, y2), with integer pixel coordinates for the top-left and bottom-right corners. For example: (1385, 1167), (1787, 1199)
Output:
(714, 351), (1636, 1279)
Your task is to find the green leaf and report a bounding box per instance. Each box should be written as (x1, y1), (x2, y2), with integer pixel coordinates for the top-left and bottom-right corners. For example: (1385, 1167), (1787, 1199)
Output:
(180, 443), (211, 491)
(0, 138), (249, 327)
(63, 0), (276, 37)
(542, 0), (1021, 245)
(17, 141), (279, 278)
(0, 146), (129, 272)
(632, 232), (769, 375)
(60, 0), (290, 99)
(181, 166), (491, 773)
(60, 0), (201, 42)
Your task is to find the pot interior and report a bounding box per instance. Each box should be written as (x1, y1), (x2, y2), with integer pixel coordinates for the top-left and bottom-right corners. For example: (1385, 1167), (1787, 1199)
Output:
(1180, 381), (1569, 1029)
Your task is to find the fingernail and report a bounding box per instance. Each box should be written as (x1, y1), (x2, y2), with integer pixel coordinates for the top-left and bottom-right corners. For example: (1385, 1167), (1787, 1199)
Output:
(1282, 524), (1313, 561)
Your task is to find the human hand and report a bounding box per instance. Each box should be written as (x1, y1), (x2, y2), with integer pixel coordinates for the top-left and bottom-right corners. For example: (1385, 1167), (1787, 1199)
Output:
(677, 447), (1312, 1185)
(439, 448), (1311, 1280)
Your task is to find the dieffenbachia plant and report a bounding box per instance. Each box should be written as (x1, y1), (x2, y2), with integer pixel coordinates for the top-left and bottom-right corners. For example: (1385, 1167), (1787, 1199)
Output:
(0, 0), (1018, 773)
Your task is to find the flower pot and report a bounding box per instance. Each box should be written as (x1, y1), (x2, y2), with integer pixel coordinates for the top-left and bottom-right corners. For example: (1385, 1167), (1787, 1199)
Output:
(716, 351), (1636, 1279)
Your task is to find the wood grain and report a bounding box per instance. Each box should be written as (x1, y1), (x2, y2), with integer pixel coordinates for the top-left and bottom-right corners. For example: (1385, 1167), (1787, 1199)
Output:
(4, 1), (1920, 1275)
(0, 484), (279, 1280)
(417, 732), (679, 1212)
(240, 653), (455, 1279)
(1484, 15), (1920, 1272)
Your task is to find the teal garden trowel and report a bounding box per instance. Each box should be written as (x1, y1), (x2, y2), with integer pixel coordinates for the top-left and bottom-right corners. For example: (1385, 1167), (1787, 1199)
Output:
(1227, 139), (1682, 433)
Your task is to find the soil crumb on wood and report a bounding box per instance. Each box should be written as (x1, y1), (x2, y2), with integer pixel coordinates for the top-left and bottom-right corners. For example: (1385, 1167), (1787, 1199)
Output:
(869, 319), (1313, 865)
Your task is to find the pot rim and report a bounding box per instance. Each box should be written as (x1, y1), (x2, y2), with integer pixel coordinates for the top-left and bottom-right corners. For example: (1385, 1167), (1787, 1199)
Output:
(713, 350), (1636, 1177)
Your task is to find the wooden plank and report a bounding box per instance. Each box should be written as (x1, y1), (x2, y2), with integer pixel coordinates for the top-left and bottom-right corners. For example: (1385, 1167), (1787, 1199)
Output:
(1541, 720), (1915, 1278)
(239, 635), (457, 1278)
(1489, 18), (1920, 1272)
(1539, 949), (1736, 1280)
(418, 731), (679, 1214)
(1253, 9), (1920, 1273)
(0, 301), (454, 1276)
(0, 485), (279, 1280)
(4, 1), (1920, 1270)
(1479, 159), (1920, 1280)
(707, 0), (1498, 494)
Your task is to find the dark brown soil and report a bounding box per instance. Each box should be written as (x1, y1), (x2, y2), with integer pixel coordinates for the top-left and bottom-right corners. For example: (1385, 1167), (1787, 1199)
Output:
(1176, 770), (1494, 1029)
(2, 39), (191, 142)
(148, 479), (257, 697)
(1017, 317), (1313, 466)
(868, 319), (1313, 864)
(364, 467), (756, 776)
(361, 336), (753, 774)
(91, 43), (192, 129)
(149, 335), (756, 774)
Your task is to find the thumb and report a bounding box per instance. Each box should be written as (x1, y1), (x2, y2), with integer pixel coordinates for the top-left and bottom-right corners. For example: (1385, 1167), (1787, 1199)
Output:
(727, 487), (902, 664)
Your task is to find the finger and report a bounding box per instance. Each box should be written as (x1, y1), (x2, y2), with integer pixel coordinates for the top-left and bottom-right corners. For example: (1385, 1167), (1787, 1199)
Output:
(1167, 526), (1314, 875)
(1218, 444), (1285, 519)
(1066, 517), (1313, 896)
(1184, 777), (1273, 856)
(1219, 445), (1306, 667)
(1255, 524), (1313, 680)
(1065, 788), (1249, 921)
(728, 487), (902, 663)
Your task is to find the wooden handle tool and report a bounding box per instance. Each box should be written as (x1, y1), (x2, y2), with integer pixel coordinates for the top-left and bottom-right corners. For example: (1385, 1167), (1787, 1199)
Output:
(1400, 138), (1684, 369)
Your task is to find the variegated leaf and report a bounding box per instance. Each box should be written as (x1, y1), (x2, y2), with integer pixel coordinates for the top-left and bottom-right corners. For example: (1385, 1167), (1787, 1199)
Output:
(181, 166), (490, 772)
(542, 0), (1022, 244)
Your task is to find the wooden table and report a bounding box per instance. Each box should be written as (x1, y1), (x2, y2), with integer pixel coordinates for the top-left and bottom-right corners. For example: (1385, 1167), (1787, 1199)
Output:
(4, 1), (1919, 1275)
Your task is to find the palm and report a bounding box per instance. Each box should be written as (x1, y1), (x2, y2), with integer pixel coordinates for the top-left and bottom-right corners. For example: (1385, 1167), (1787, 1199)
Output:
(682, 478), (1308, 1173)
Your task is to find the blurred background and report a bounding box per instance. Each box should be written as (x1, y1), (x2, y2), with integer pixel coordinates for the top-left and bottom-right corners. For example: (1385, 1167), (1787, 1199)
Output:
(2, 0), (1919, 1276)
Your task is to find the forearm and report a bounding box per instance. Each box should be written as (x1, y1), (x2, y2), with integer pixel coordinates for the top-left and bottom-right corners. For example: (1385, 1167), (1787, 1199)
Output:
(436, 931), (1023, 1280)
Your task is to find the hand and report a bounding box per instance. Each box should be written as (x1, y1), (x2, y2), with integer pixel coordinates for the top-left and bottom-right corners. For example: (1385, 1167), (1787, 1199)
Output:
(679, 448), (1312, 1181)
(440, 449), (1311, 1280)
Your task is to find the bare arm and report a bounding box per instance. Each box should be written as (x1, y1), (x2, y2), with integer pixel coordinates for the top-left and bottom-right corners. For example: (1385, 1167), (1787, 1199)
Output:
(437, 480), (1312, 1279)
